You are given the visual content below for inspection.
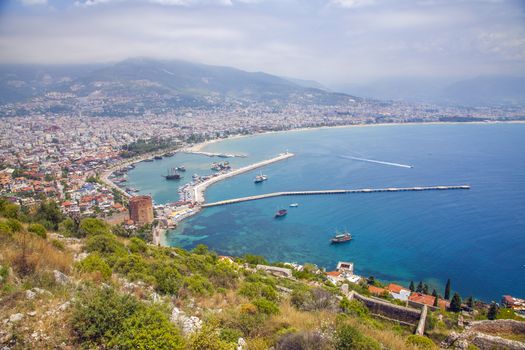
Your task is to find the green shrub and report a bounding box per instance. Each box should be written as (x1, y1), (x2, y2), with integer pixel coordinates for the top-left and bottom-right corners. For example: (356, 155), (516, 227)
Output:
(0, 221), (13, 239)
(186, 324), (234, 350)
(252, 297), (279, 315)
(239, 281), (278, 301)
(77, 254), (112, 280)
(114, 254), (147, 276)
(183, 274), (214, 296)
(6, 218), (22, 233)
(219, 327), (243, 343)
(108, 306), (184, 350)
(243, 254), (268, 266)
(341, 299), (370, 318)
(71, 287), (139, 345)
(334, 323), (381, 350)
(128, 237), (147, 254)
(406, 335), (436, 349)
(28, 223), (47, 239)
(152, 262), (183, 295)
(209, 261), (238, 289)
(79, 218), (111, 237)
(85, 234), (126, 256)
(51, 239), (65, 250)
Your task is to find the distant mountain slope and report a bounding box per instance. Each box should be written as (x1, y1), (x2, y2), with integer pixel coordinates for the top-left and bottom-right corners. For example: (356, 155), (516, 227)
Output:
(440, 76), (525, 106)
(0, 58), (357, 106)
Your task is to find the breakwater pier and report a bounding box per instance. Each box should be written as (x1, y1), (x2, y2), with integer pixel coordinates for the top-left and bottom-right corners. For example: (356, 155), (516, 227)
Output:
(201, 185), (470, 207)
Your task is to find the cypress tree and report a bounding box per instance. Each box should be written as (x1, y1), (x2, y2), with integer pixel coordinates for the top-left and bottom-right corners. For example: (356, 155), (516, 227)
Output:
(450, 292), (462, 312)
(432, 289), (438, 298)
(444, 279), (451, 300)
(487, 303), (498, 320)
(466, 296), (474, 308)
(416, 281), (423, 293)
(433, 295), (439, 307)
(423, 284), (429, 295)
(409, 281), (415, 292)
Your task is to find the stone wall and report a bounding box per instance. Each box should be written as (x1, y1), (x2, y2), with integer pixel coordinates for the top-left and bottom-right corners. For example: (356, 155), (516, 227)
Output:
(352, 292), (421, 325)
(468, 319), (525, 335)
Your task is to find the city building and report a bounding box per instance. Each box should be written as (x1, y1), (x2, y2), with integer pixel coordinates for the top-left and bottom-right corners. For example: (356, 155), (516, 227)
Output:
(128, 195), (154, 225)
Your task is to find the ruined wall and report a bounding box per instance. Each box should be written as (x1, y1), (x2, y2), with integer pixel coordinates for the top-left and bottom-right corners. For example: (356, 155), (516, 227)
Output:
(468, 319), (525, 335)
(353, 293), (421, 325)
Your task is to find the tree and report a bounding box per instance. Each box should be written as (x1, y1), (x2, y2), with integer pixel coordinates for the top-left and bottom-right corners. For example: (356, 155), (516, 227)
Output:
(466, 296), (474, 308)
(445, 279), (451, 300)
(432, 289), (439, 307)
(416, 281), (424, 293)
(423, 284), (429, 295)
(409, 281), (415, 292)
(487, 303), (498, 320)
(450, 292), (462, 312)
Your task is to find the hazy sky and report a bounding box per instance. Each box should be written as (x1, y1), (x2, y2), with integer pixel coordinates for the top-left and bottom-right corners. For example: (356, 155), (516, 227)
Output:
(0, 0), (524, 86)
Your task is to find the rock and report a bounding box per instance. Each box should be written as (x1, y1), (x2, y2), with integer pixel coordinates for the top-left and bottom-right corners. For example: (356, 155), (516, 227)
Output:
(455, 339), (469, 349)
(33, 287), (50, 295)
(8, 314), (23, 323)
(341, 283), (349, 294)
(53, 270), (70, 285)
(58, 301), (70, 311)
(170, 307), (202, 335)
(26, 290), (36, 300)
(237, 337), (247, 350)
(74, 252), (88, 262)
(27, 311), (37, 317)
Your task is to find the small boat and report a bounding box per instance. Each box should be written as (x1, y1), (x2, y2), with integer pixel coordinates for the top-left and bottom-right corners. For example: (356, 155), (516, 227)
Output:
(143, 158), (154, 162)
(254, 172), (268, 183)
(154, 155), (163, 160)
(275, 209), (287, 218)
(289, 203), (299, 207)
(331, 230), (352, 244)
(177, 166), (186, 172)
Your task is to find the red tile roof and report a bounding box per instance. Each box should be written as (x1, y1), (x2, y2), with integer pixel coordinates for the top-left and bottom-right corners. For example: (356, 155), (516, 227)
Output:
(368, 285), (387, 295)
(409, 293), (435, 306)
(386, 283), (408, 293)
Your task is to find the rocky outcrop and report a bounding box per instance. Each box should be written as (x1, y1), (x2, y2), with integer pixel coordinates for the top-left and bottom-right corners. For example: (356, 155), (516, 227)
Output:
(170, 307), (202, 335)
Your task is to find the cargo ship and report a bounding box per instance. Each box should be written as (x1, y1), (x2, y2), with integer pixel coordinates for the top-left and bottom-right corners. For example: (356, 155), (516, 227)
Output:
(275, 209), (287, 218)
(163, 168), (182, 180)
(330, 230), (352, 244)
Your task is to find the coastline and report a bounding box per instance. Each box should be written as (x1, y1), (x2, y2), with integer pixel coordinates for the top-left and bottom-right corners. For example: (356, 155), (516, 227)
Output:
(188, 120), (525, 153)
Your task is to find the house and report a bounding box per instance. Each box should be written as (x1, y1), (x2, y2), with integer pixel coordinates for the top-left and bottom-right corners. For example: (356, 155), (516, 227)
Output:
(326, 271), (344, 285)
(502, 295), (525, 311)
(386, 283), (411, 301)
(408, 293), (448, 310)
(368, 285), (388, 296)
(336, 261), (354, 274)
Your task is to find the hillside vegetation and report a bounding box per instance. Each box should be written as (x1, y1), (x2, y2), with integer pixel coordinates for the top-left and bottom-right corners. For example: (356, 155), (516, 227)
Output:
(0, 198), (457, 349)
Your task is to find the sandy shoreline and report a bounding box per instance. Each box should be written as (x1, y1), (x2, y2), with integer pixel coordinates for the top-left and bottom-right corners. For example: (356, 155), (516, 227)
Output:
(188, 120), (525, 153)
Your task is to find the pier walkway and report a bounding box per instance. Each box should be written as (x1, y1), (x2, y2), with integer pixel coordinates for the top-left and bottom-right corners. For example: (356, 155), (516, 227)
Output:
(201, 185), (470, 207)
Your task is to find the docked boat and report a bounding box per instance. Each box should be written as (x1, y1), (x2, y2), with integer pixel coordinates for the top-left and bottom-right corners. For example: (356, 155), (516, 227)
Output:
(154, 155), (163, 160)
(331, 230), (352, 244)
(143, 158), (154, 162)
(289, 203), (299, 207)
(254, 172), (268, 183)
(163, 168), (182, 180)
(275, 209), (287, 218)
(176, 165), (186, 172)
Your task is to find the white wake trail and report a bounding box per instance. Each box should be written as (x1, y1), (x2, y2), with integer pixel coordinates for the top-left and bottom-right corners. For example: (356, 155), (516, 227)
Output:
(341, 155), (413, 169)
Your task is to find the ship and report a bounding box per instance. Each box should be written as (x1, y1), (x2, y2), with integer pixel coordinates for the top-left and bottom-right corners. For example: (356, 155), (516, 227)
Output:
(254, 172), (268, 183)
(275, 209), (287, 218)
(289, 203), (299, 207)
(330, 230), (352, 244)
(163, 168), (182, 180)
(176, 165), (186, 172)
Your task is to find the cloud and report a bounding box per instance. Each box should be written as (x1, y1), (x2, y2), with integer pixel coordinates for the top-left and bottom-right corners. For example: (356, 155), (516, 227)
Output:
(330, 0), (375, 8)
(19, 0), (47, 5)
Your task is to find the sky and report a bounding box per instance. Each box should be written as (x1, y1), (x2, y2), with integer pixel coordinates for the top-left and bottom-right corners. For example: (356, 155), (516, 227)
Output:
(0, 0), (524, 87)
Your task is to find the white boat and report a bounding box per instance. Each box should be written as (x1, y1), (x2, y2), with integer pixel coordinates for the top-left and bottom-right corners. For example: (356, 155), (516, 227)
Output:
(289, 203), (299, 207)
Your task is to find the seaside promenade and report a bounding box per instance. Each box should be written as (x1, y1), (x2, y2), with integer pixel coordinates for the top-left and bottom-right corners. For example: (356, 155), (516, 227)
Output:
(193, 152), (295, 203)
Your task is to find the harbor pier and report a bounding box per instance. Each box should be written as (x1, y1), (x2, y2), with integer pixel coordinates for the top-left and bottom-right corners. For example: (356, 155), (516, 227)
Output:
(201, 185), (470, 207)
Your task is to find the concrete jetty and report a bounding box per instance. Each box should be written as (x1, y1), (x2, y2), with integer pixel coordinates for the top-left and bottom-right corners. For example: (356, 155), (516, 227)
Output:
(193, 152), (294, 203)
(201, 185), (470, 207)
(181, 150), (247, 158)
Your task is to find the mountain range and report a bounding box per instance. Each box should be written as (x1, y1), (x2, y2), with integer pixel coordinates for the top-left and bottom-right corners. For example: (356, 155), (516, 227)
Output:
(0, 58), (355, 107)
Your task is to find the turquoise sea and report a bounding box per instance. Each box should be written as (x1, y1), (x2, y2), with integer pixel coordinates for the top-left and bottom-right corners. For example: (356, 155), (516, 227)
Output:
(127, 123), (525, 301)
